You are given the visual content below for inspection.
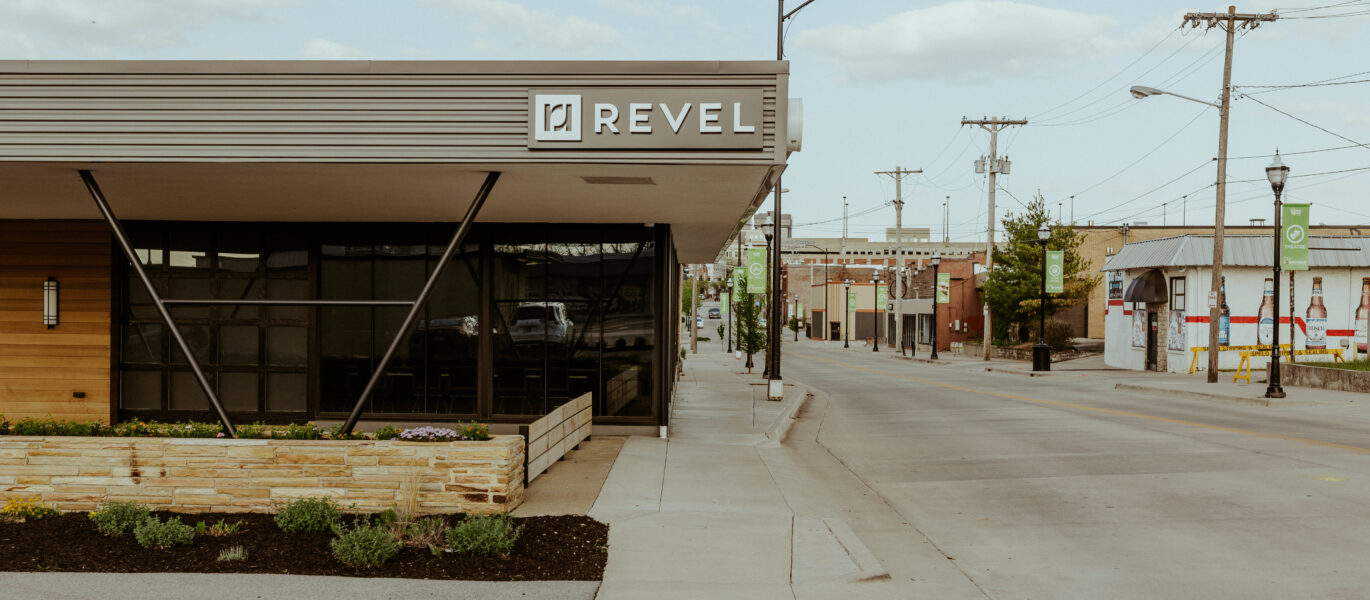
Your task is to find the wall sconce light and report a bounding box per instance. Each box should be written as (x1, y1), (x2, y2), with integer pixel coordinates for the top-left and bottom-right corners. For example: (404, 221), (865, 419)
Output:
(42, 277), (58, 328)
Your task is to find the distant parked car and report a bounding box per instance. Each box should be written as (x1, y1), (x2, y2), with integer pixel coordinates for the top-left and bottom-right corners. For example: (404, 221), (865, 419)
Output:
(707, 307), (721, 319)
(696, 315), (704, 329)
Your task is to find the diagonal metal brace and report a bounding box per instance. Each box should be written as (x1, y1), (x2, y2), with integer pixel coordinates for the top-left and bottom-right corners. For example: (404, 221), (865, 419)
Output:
(340, 171), (500, 434)
(79, 170), (239, 437)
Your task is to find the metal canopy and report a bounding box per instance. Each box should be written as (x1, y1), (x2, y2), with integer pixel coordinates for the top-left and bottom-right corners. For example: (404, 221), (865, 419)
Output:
(1124, 269), (1168, 303)
(81, 169), (500, 438)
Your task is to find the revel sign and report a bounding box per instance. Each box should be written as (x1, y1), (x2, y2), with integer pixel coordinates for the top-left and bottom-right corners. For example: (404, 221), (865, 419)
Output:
(529, 88), (765, 149)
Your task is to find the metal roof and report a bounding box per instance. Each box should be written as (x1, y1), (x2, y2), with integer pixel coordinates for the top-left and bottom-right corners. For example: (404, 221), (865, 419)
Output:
(1101, 235), (1370, 271)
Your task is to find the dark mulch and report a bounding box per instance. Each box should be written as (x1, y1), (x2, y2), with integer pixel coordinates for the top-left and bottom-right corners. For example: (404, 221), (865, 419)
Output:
(0, 512), (608, 581)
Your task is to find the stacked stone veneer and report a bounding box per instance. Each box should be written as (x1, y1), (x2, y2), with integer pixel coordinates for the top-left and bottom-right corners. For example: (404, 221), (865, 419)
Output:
(0, 435), (524, 514)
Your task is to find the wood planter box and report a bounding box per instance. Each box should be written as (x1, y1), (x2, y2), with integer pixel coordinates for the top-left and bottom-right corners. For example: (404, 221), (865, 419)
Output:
(0, 436), (525, 514)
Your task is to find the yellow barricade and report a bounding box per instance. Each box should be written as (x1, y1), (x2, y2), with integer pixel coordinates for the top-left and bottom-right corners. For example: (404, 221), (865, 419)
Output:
(1188, 344), (1289, 375)
(1233, 347), (1344, 383)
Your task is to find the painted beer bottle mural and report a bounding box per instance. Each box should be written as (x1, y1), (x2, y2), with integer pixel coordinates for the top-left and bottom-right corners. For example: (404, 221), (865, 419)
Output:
(1357, 277), (1370, 353)
(1305, 277), (1327, 350)
(1218, 276), (1231, 346)
(1258, 277), (1276, 346)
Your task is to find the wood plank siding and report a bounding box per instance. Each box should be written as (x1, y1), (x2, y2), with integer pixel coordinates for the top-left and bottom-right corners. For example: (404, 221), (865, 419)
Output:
(0, 62), (785, 165)
(0, 220), (111, 422)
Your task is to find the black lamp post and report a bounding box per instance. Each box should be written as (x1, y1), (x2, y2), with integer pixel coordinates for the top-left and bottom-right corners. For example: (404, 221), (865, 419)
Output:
(793, 293), (800, 341)
(871, 277), (881, 352)
(930, 253), (941, 360)
(1266, 152), (1289, 399)
(726, 277), (734, 354)
(763, 228), (774, 378)
(843, 279), (852, 348)
(1032, 225), (1051, 372)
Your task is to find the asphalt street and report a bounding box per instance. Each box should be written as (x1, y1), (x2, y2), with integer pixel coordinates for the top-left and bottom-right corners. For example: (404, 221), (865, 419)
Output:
(782, 339), (1370, 599)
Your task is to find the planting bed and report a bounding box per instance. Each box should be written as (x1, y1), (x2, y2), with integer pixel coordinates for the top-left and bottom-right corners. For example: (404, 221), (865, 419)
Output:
(0, 512), (607, 581)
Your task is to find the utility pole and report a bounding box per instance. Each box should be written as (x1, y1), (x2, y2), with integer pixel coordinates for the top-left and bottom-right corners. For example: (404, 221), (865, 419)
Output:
(690, 266), (699, 354)
(944, 196), (950, 243)
(961, 116), (1027, 360)
(876, 166), (922, 356)
(1183, 5), (1277, 383)
(841, 195), (848, 259)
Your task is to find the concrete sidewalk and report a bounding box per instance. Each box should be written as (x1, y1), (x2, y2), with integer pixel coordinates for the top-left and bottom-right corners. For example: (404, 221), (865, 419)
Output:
(589, 347), (984, 599)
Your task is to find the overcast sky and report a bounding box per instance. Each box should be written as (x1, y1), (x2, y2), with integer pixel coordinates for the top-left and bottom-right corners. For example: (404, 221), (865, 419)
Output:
(3, 0), (1367, 242)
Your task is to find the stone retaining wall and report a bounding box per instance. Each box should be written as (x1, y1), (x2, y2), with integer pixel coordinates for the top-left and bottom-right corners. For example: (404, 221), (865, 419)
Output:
(1281, 362), (1370, 393)
(0, 435), (524, 514)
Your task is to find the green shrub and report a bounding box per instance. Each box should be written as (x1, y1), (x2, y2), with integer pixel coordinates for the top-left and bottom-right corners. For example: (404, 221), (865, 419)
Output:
(0, 414), (11, 435)
(330, 521), (400, 567)
(111, 418), (155, 437)
(275, 497), (341, 533)
(455, 421), (490, 441)
(195, 518), (244, 536)
(405, 516), (448, 556)
(88, 500), (153, 536)
(445, 513), (520, 557)
(160, 421), (223, 438)
(1, 497), (61, 521)
(373, 424), (402, 441)
(217, 545), (248, 562)
(11, 417), (107, 437)
(1045, 320), (1075, 352)
(271, 422), (322, 440)
(326, 423), (367, 440)
(134, 516), (195, 549)
(234, 422), (271, 439)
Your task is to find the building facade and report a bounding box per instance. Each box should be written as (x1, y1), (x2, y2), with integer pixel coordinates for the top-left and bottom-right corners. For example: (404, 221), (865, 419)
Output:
(0, 60), (794, 435)
(1102, 235), (1370, 373)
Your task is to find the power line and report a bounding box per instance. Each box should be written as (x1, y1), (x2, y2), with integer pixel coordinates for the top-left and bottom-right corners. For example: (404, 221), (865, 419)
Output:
(1028, 26), (1181, 122)
(1056, 105), (1211, 203)
(1078, 158), (1216, 223)
(1239, 93), (1370, 152)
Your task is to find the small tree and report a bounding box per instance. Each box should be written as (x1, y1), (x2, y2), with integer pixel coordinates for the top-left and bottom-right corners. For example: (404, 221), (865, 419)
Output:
(981, 193), (1100, 344)
(734, 271), (767, 373)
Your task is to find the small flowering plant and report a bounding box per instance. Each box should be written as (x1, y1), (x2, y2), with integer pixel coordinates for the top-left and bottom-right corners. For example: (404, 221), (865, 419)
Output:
(398, 426), (466, 442)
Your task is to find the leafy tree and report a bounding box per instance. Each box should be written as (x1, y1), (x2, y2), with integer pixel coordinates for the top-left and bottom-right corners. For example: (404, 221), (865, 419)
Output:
(980, 193), (1100, 344)
(733, 270), (767, 373)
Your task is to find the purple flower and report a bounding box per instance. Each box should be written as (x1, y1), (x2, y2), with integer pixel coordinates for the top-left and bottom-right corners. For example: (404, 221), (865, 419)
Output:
(216, 432), (225, 438)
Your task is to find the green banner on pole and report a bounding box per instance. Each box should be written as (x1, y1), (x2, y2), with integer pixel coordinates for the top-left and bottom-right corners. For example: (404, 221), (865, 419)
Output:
(720, 292), (729, 316)
(797, 301), (804, 321)
(746, 247), (767, 293)
(937, 272), (951, 303)
(1045, 250), (1065, 293)
(847, 290), (857, 313)
(1282, 203), (1310, 271)
(876, 285), (887, 309)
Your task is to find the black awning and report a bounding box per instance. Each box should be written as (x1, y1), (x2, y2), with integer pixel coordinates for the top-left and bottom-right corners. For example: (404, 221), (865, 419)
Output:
(1124, 269), (1168, 303)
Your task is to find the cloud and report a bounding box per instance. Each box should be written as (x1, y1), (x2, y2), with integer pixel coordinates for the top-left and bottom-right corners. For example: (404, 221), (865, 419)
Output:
(792, 1), (1118, 83)
(302, 38), (366, 60)
(0, 0), (287, 58)
(432, 0), (620, 55)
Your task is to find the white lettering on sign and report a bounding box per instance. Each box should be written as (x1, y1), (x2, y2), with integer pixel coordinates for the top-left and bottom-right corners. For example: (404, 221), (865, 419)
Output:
(661, 102), (692, 133)
(629, 103), (652, 133)
(699, 102), (722, 133)
(594, 103), (619, 134)
(733, 102), (755, 133)
(529, 89), (764, 149)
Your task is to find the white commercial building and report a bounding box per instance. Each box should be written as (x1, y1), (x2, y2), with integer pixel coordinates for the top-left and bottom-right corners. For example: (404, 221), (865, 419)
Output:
(1101, 235), (1370, 374)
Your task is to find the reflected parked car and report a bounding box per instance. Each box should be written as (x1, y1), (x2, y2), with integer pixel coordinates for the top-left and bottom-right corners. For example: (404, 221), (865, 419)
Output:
(510, 302), (574, 346)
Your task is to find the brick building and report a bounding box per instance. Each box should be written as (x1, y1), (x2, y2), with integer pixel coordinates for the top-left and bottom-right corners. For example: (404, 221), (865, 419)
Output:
(895, 252), (986, 352)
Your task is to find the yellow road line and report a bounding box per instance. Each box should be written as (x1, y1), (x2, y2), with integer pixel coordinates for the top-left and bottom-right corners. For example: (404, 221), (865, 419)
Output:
(791, 351), (1370, 456)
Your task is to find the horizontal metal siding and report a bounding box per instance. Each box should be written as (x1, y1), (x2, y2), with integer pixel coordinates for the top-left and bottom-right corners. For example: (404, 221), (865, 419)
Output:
(0, 73), (780, 163)
(1107, 235), (1370, 270)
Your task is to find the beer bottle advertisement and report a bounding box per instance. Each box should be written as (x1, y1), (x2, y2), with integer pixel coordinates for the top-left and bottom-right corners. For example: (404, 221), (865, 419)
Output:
(1357, 278), (1370, 353)
(1218, 277), (1230, 346)
(1305, 277), (1327, 350)
(1257, 277), (1275, 346)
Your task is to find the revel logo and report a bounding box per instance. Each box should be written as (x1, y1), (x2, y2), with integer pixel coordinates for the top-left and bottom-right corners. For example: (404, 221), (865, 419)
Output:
(535, 94), (581, 141)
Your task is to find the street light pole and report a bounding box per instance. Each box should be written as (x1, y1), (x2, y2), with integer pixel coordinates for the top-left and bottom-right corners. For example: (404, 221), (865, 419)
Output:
(930, 253), (941, 360)
(872, 277), (881, 352)
(1033, 225), (1051, 372)
(726, 278), (734, 355)
(1266, 152), (1289, 399)
(763, 228), (774, 378)
(843, 279), (851, 348)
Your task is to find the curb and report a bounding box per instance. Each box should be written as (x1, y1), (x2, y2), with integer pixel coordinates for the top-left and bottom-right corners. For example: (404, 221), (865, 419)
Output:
(1114, 382), (1271, 407)
(759, 382), (811, 447)
(894, 354), (951, 365)
(985, 367), (1052, 377)
(823, 517), (892, 582)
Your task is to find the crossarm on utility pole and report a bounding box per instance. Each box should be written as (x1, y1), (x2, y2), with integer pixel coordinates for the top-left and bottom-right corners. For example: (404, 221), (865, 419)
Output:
(340, 171), (500, 434)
